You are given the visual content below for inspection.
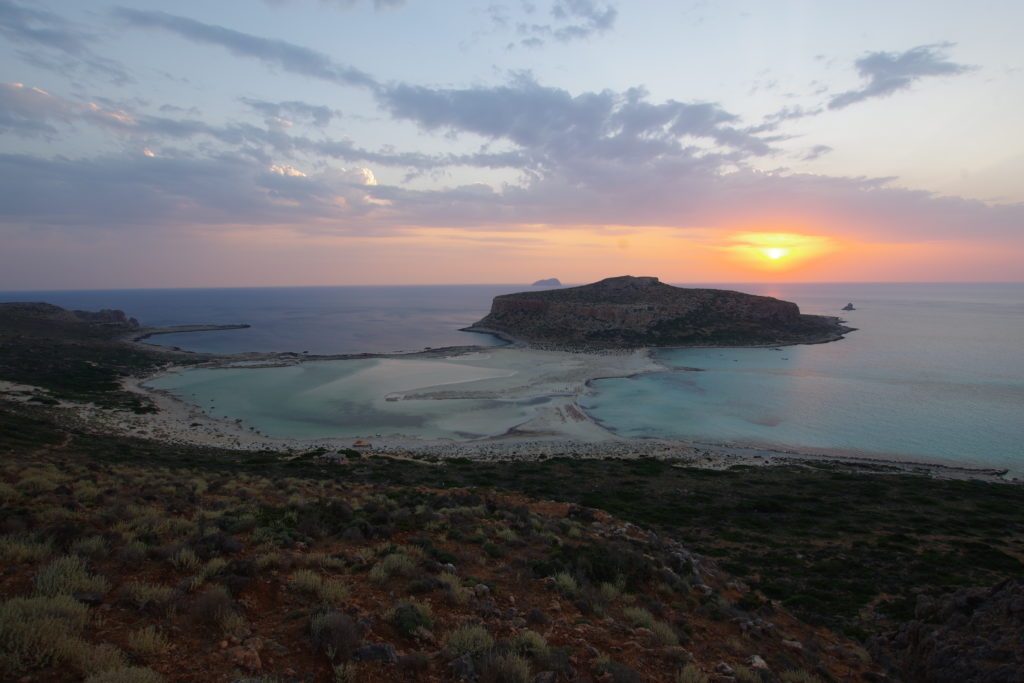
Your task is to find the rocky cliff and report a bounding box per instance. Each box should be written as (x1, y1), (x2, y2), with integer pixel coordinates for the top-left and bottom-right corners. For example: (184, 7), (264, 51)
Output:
(869, 578), (1024, 682)
(465, 276), (851, 348)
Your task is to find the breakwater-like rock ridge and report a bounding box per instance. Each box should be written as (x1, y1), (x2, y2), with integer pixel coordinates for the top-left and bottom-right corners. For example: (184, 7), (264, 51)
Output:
(466, 275), (852, 348)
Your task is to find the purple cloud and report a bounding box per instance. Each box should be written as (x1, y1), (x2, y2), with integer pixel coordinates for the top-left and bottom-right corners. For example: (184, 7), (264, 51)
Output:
(829, 43), (972, 110)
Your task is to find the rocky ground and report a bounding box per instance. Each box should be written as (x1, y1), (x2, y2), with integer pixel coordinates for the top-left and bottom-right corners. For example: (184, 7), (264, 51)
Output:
(0, 448), (882, 682)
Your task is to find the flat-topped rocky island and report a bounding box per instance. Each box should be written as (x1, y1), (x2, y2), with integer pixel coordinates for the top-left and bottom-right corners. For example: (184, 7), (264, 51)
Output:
(464, 275), (853, 348)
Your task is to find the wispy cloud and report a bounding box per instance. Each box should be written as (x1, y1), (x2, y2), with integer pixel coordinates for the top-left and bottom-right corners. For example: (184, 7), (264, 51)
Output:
(113, 7), (379, 89)
(495, 0), (617, 48)
(829, 43), (972, 110)
(262, 0), (406, 9)
(0, 0), (130, 83)
(240, 98), (338, 128)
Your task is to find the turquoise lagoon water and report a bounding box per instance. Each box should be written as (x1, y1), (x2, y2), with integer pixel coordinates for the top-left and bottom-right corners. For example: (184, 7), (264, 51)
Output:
(581, 283), (1024, 472)
(148, 357), (544, 441)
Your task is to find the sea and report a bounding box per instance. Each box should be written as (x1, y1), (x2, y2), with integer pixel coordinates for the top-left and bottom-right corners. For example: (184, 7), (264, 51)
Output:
(3, 283), (1022, 473)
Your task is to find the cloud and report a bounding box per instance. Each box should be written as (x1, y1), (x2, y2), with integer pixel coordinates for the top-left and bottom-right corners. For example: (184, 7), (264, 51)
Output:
(548, 0), (617, 41)
(0, 0), (130, 82)
(802, 144), (832, 161)
(113, 7), (379, 89)
(6, 8), (1020, 265)
(829, 43), (972, 110)
(240, 98), (338, 127)
(498, 0), (617, 48)
(0, 82), (73, 137)
(263, 0), (406, 8)
(378, 76), (773, 169)
(0, 152), (385, 231)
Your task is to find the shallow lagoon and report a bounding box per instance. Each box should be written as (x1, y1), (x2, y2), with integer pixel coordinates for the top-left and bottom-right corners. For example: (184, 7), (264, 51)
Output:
(148, 357), (538, 440)
(140, 283), (1024, 472)
(580, 291), (1024, 472)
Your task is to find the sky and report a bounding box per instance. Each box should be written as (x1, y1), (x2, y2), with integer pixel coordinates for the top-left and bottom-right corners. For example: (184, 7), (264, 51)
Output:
(1, 0), (1022, 289)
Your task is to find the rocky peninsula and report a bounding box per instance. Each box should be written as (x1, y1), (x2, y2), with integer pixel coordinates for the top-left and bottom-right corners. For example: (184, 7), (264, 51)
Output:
(464, 275), (853, 349)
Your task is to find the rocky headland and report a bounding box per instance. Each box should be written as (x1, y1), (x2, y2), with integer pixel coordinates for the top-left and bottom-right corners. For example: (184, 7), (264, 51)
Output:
(465, 275), (853, 349)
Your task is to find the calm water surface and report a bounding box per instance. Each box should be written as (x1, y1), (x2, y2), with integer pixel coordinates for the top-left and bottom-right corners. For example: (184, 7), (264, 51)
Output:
(4, 283), (1022, 471)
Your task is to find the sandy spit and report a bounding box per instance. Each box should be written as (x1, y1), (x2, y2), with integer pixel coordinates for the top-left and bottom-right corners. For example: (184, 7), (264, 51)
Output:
(4, 343), (1015, 484)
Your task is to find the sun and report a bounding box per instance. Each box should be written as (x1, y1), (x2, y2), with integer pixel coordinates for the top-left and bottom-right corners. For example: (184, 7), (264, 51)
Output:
(761, 247), (789, 260)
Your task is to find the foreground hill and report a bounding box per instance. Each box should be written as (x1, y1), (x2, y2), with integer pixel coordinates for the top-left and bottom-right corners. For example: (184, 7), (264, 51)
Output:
(0, 438), (880, 682)
(465, 276), (852, 349)
(3, 303), (1023, 681)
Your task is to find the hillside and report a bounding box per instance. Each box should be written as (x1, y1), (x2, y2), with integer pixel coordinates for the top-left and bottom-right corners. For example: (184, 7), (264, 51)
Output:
(464, 276), (852, 349)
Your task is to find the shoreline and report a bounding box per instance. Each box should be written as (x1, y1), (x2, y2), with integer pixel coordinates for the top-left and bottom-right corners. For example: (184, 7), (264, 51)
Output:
(12, 329), (1012, 483)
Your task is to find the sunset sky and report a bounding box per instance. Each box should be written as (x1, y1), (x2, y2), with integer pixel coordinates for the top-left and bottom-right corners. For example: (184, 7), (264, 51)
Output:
(1, 0), (1022, 289)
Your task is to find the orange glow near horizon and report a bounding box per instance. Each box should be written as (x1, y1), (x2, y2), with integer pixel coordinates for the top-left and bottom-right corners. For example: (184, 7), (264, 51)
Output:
(722, 231), (837, 275)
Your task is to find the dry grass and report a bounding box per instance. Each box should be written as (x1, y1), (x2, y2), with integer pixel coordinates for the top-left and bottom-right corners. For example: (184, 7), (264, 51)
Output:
(33, 555), (110, 597)
(127, 626), (171, 656)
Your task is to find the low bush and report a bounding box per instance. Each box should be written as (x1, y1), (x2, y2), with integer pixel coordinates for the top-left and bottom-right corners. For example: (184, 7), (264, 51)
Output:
(33, 555), (110, 597)
(385, 600), (433, 638)
(675, 664), (710, 683)
(369, 553), (417, 583)
(83, 667), (165, 683)
(0, 595), (89, 676)
(127, 626), (171, 655)
(121, 582), (175, 612)
(443, 623), (493, 658)
(479, 651), (531, 683)
(310, 609), (364, 661)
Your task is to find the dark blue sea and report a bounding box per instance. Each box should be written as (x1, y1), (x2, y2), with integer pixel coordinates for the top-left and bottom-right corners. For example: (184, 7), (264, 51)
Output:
(3, 283), (1023, 471)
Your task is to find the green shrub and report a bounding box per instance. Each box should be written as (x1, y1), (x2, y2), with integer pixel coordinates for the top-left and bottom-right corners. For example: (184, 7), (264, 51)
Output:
(290, 569), (350, 603)
(292, 568), (324, 594)
(71, 536), (107, 559)
(479, 651), (531, 683)
(310, 610), (364, 661)
(121, 582), (174, 611)
(79, 643), (128, 675)
(84, 667), (165, 683)
(780, 671), (824, 683)
(169, 547), (200, 571)
(0, 535), (53, 564)
(369, 553), (417, 583)
(385, 600), (433, 638)
(443, 624), (494, 658)
(127, 626), (171, 655)
(437, 572), (471, 605)
(33, 555), (110, 597)
(622, 606), (656, 629)
(551, 572), (578, 597)
(650, 620), (679, 646)
(0, 595), (89, 676)
(675, 664), (709, 683)
(509, 630), (548, 656)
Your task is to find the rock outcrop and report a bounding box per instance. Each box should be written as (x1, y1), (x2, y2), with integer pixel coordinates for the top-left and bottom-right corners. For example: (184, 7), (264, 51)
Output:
(465, 275), (851, 348)
(0, 302), (138, 327)
(869, 578), (1024, 682)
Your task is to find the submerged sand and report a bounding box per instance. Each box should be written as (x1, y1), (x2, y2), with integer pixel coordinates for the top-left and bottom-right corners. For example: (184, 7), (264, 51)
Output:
(3, 344), (1010, 482)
